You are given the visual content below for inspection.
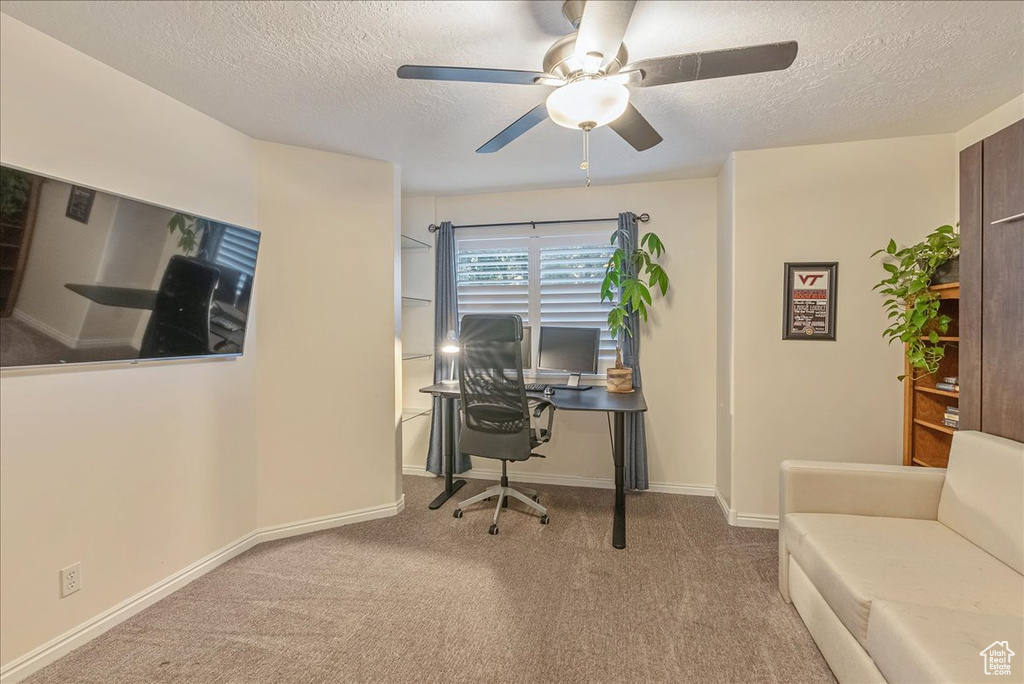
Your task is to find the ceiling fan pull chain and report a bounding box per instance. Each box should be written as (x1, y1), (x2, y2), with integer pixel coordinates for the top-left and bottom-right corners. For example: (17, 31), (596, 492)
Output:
(581, 126), (591, 187)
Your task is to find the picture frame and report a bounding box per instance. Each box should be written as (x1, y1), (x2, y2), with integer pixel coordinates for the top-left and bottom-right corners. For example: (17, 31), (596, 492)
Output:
(65, 185), (96, 224)
(783, 262), (838, 341)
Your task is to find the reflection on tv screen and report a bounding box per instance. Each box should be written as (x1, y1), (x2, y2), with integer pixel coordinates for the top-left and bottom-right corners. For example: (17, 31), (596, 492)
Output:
(0, 164), (260, 368)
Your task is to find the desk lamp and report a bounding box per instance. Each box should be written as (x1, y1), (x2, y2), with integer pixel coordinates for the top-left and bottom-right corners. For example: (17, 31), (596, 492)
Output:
(440, 329), (459, 384)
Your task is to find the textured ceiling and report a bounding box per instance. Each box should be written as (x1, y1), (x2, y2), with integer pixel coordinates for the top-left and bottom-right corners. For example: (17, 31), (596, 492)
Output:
(2, 1), (1022, 195)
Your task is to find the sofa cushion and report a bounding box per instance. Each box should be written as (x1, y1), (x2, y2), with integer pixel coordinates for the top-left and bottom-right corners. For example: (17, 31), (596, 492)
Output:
(785, 513), (1024, 647)
(867, 601), (1024, 684)
(938, 430), (1024, 574)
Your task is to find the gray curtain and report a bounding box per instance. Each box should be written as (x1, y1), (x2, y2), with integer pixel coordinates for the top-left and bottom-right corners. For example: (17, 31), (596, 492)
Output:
(426, 221), (471, 475)
(617, 212), (649, 490)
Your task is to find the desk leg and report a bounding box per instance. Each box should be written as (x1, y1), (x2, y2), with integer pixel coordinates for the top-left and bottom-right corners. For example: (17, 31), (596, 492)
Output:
(428, 395), (466, 510)
(612, 410), (626, 549)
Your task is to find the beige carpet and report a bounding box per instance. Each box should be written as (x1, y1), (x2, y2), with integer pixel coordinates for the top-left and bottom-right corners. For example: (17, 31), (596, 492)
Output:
(24, 476), (835, 684)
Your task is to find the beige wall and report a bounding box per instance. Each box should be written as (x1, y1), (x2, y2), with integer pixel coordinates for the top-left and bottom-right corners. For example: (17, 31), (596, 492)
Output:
(14, 179), (120, 345)
(0, 15), (402, 673)
(254, 141), (401, 527)
(0, 14), (259, 667)
(402, 179), (719, 490)
(715, 155), (735, 506)
(727, 134), (957, 520)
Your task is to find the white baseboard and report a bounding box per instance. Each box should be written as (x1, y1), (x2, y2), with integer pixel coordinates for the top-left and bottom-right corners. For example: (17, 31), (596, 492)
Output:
(0, 496), (405, 684)
(401, 464), (714, 497)
(10, 309), (134, 350)
(11, 309), (78, 349)
(714, 487), (779, 530)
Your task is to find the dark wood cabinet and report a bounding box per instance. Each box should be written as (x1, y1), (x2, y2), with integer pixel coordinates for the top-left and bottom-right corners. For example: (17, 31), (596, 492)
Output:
(959, 118), (1024, 443)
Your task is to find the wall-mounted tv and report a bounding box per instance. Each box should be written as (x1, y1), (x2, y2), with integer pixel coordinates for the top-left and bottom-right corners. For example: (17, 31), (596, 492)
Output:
(0, 164), (260, 369)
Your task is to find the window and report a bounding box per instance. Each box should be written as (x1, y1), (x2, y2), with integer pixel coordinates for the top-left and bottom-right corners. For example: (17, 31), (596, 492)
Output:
(456, 228), (617, 375)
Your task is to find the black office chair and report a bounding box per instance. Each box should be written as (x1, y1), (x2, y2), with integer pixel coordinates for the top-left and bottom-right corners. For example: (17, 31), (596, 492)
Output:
(140, 256), (220, 358)
(452, 314), (555, 534)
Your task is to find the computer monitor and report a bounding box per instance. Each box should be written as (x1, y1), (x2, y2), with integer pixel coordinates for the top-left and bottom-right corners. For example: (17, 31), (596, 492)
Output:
(538, 326), (600, 388)
(521, 325), (532, 369)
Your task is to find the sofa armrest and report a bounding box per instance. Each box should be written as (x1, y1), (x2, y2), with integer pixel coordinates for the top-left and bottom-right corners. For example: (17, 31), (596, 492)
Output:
(777, 460), (947, 602)
(780, 460), (946, 521)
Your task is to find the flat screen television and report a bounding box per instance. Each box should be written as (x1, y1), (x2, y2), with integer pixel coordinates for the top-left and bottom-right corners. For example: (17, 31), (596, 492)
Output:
(0, 164), (260, 368)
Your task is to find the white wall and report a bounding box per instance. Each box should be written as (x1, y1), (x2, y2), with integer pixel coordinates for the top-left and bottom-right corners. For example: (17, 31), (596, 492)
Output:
(0, 14), (259, 668)
(727, 134), (956, 520)
(402, 179), (718, 491)
(254, 141), (401, 527)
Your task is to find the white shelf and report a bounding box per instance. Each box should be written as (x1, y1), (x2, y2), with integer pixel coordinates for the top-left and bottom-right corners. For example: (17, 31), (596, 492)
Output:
(401, 407), (432, 423)
(401, 234), (431, 252)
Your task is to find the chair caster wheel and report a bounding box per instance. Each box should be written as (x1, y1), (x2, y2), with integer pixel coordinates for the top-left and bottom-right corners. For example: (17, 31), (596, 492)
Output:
(488, 524), (499, 535)
(540, 515), (550, 525)
(453, 509), (463, 519)
(531, 495), (539, 502)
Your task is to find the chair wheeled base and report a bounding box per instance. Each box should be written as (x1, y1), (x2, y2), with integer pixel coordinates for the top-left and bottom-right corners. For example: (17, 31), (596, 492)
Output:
(453, 461), (549, 535)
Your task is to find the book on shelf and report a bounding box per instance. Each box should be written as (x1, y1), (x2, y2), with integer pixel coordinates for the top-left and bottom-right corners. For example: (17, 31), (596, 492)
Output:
(935, 382), (960, 392)
(944, 413), (960, 423)
(942, 418), (959, 429)
(942, 376), (958, 385)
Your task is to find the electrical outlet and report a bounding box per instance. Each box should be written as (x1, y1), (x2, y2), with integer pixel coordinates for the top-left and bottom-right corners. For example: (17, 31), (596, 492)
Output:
(60, 563), (81, 598)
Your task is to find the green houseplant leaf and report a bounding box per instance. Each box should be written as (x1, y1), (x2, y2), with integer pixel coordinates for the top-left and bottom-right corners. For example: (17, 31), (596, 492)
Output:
(872, 224), (959, 380)
(602, 228), (671, 368)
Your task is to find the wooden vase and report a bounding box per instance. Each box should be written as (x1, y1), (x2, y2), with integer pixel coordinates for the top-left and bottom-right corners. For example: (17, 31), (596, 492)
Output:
(607, 367), (634, 393)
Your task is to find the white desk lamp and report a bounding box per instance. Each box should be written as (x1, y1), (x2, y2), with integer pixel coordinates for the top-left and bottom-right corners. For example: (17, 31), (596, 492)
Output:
(440, 329), (459, 384)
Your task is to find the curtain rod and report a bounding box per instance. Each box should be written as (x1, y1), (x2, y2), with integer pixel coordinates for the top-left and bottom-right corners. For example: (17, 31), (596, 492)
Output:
(427, 213), (649, 233)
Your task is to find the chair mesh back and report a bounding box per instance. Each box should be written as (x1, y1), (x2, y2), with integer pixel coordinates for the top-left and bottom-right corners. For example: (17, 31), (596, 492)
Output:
(458, 315), (529, 436)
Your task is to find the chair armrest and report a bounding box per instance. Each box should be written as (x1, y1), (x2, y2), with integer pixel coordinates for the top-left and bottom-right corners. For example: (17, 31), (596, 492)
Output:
(780, 460), (946, 521)
(529, 400), (555, 444)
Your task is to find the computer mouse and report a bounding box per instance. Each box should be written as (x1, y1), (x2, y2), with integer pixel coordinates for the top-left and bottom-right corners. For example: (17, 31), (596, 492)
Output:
(544, 386), (555, 396)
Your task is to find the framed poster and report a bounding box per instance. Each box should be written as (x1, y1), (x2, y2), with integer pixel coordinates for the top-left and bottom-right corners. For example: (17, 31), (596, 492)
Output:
(65, 186), (96, 224)
(783, 262), (838, 341)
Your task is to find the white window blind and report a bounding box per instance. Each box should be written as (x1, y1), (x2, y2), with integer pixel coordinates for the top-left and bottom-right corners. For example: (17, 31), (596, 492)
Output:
(456, 242), (530, 324)
(539, 242), (617, 370)
(455, 230), (616, 375)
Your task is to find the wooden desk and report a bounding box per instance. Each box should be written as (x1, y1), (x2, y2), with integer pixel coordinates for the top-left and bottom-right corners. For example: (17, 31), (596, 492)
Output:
(419, 382), (647, 549)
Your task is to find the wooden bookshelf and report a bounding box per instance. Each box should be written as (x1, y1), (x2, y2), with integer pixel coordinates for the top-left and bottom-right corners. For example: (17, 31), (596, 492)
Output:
(903, 282), (960, 468)
(0, 176), (42, 317)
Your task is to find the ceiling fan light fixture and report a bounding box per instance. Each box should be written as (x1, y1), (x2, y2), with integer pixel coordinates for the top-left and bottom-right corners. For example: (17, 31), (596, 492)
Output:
(546, 78), (629, 130)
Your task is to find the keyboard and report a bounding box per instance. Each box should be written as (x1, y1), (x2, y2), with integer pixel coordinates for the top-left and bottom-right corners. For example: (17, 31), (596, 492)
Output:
(211, 315), (243, 333)
(524, 383), (549, 392)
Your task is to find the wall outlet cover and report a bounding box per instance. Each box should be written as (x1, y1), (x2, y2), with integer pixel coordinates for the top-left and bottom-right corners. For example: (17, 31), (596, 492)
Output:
(60, 562), (81, 598)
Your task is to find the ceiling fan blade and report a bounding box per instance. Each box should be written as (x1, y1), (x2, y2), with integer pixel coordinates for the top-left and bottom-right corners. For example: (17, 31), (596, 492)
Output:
(397, 65), (550, 86)
(627, 41), (799, 88)
(609, 102), (663, 151)
(574, 0), (637, 73)
(477, 103), (549, 153)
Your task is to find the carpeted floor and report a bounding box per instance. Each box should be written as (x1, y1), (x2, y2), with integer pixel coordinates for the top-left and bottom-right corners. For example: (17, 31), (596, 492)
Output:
(0, 318), (137, 367)
(24, 476), (835, 684)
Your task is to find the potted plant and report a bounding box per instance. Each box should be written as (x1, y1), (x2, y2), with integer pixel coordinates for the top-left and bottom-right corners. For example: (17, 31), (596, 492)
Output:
(871, 224), (959, 380)
(600, 228), (670, 393)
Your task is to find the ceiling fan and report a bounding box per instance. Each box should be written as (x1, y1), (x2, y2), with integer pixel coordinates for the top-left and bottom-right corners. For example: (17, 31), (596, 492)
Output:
(397, 0), (798, 163)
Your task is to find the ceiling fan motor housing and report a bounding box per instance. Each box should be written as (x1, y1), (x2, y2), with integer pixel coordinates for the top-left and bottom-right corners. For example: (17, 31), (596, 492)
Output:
(543, 34), (628, 81)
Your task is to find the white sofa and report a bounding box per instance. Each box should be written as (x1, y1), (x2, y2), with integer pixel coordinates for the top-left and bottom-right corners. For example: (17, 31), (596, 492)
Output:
(779, 430), (1024, 684)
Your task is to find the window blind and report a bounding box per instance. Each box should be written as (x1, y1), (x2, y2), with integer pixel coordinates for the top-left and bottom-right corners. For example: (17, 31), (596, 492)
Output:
(455, 231), (617, 374)
(213, 225), (259, 276)
(456, 245), (530, 324)
(539, 243), (617, 369)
